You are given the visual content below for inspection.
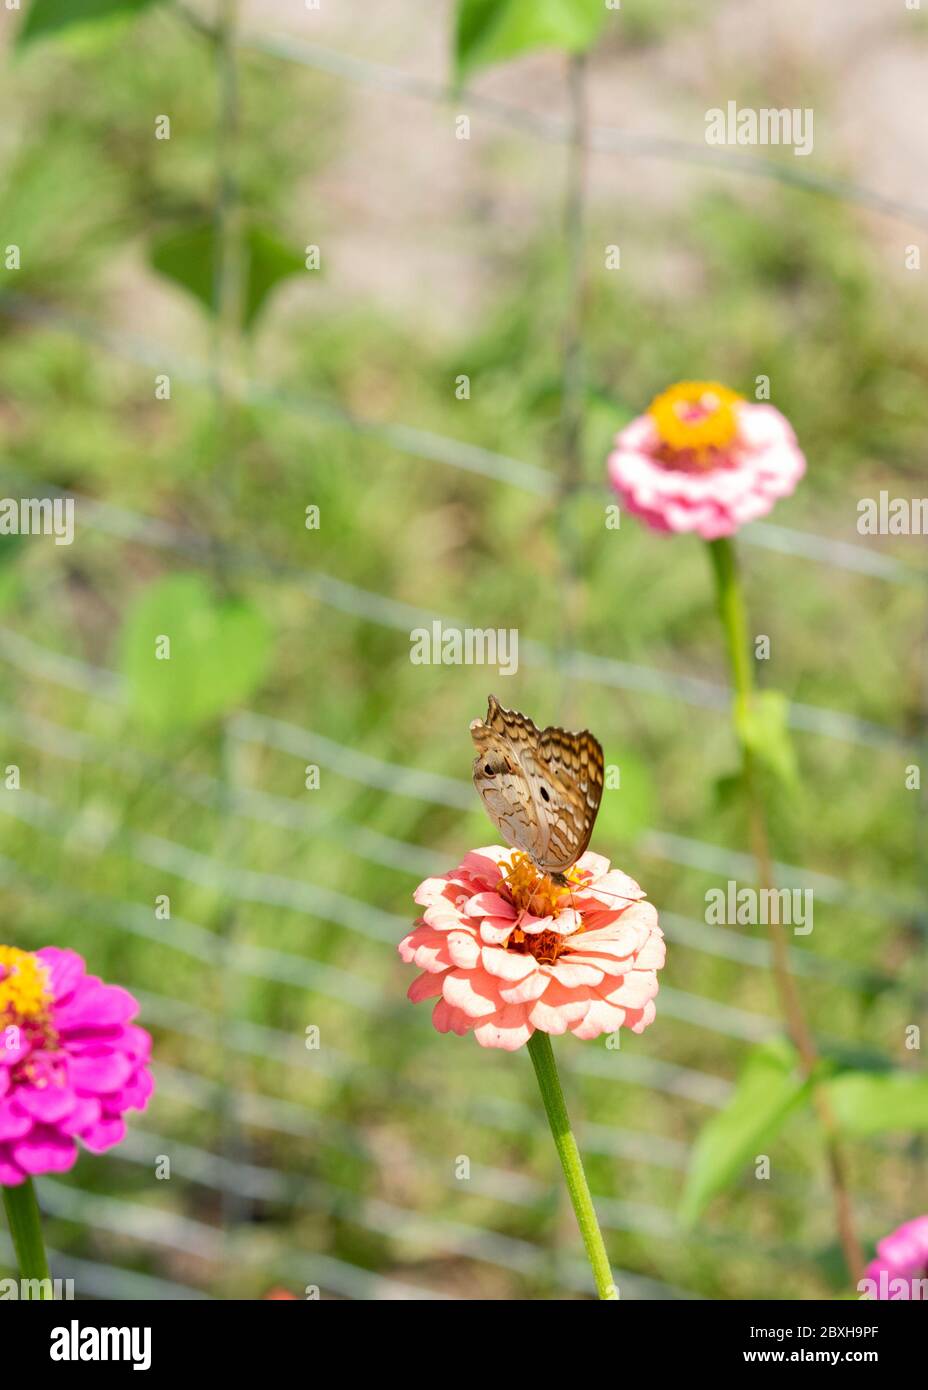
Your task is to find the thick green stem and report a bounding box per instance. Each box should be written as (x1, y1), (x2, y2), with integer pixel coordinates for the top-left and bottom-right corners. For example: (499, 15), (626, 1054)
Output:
(2, 1179), (52, 1295)
(706, 535), (865, 1285)
(707, 536), (753, 724)
(527, 1030), (617, 1300)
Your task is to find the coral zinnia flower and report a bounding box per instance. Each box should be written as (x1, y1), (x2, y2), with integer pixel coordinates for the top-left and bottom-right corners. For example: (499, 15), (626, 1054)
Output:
(607, 380), (805, 539)
(399, 848), (664, 1051)
(0, 946), (153, 1186)
(860, 1216), (928, 1300)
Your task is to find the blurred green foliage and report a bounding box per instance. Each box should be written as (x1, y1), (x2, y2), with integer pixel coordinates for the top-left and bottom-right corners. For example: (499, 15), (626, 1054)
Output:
(16, 0), (164, 51)
(454, 0), (607, 79)
(0, 0), (926, 1301)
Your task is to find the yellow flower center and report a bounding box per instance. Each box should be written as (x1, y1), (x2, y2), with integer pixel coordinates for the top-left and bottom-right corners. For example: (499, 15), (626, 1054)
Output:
(648, 380), (743, 459)
(497, 854), (585, 963)
(0, 946), (52, 1024)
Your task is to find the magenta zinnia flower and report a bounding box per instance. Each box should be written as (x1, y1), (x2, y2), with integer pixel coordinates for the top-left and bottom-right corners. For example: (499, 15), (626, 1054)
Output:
(861, 1216), (928, 1300)
(607, 380), (806, 539)
(399, 848), (665, 1051)
(0, 946), (153, 1186)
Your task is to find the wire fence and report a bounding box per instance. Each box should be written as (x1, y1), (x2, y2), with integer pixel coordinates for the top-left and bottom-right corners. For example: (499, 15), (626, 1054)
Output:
(1, 3), (924, 1301)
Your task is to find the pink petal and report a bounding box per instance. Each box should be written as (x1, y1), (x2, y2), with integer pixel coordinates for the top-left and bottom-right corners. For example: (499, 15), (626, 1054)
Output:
(398, 924), (455, 972)
(12, 1128), (78, 1176)
(70, 1051), (133, 1095)
(35, 947), (86, 1001)
(0, 1153), (26, 1184)
(55, 980), (138, 1032)
(478, 917), (517, 945)
(480, 946), (536, 982)
(634, 934), (666, 970)
(571, 998), (626, 1040)
(548, 960), (605, 988)
(0, 1099), (33, 1142)
(446, 930), (481, 969)
(464, 892), (515, 920)
(515, 912), (555, 935)
(589, 867), (644, 894)
(408, 971), (445, 1004)
(422, 901), (467, 931)
(432, 997), (473, 1036)
(562, 950), (634, 977)
(441, 969), (499, 1019)
(601, 972), (659, 1008)
(122, 1025), (152, 1064)
(574, 851), (613, 880)
(499, 970), (551, 1005)
(473, 1005), (533, 1051)
(80, 1117), (126, 1153)
(457, 848), (511, 884)
(413, 876), (456, 906)
(627, 1000), (657, 1033)
(16, 1083), (77, 1125)
(59, 1096), (102, 1135)
(529, 984), (592, 1034)
(120, 1071), (154, 1111)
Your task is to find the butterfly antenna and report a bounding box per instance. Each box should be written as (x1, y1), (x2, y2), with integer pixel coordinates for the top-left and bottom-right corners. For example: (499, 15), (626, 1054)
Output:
(560, 873), (644, 912)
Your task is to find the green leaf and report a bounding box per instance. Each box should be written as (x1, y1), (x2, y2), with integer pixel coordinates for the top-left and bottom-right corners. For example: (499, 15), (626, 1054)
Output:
(455, 0), (608, 80)
(737, 689), (798, 789)
(0, 534), (27, 569)
(825, 1070), (928, 1137)
(149, 223), (306, 331)
(244, 227), (309, 328)
(120, 574), (273, 731)
(713, 769), (746, 811)
(679, 1037), (811, 1225)
(17, 0), (163, 49)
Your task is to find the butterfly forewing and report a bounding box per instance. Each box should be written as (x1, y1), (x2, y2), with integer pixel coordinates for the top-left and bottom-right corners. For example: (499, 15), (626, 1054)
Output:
(470, 695), (604, 875)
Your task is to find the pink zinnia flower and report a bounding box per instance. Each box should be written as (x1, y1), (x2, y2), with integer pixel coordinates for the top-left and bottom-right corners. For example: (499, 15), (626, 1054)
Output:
(399, 847), (664, 1051)
(0, 946), (153, 1186)
(607, 380), (806, 539)
(860, 1216), (928, 1300)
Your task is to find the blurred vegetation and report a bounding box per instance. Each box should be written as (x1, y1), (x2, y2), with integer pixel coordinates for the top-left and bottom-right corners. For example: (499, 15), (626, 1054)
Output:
(0, 0), (926, 1300)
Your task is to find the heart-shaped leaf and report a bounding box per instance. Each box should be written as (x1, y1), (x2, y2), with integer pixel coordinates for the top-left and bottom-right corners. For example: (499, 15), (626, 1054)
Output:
(150, 223), (306, 331)
(120, 574), (273, 731)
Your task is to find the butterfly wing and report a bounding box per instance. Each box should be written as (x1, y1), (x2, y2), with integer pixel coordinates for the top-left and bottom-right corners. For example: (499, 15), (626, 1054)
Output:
(470, 695), (603, 875)
(531, 720), (604, 872)
(470, 702), (547, 862)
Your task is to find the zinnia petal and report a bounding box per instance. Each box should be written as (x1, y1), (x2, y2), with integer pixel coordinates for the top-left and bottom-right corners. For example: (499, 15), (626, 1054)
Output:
(473, 1005), (534, 1051)
(442, 969), (500, 1019)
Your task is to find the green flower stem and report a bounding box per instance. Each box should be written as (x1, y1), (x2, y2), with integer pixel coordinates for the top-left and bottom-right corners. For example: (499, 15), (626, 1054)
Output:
(707, 536), (753, 726)
(527, 1030), (617, 1300)
(2, 1178), (52, 1295)
(706, 535), (865, 1284)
